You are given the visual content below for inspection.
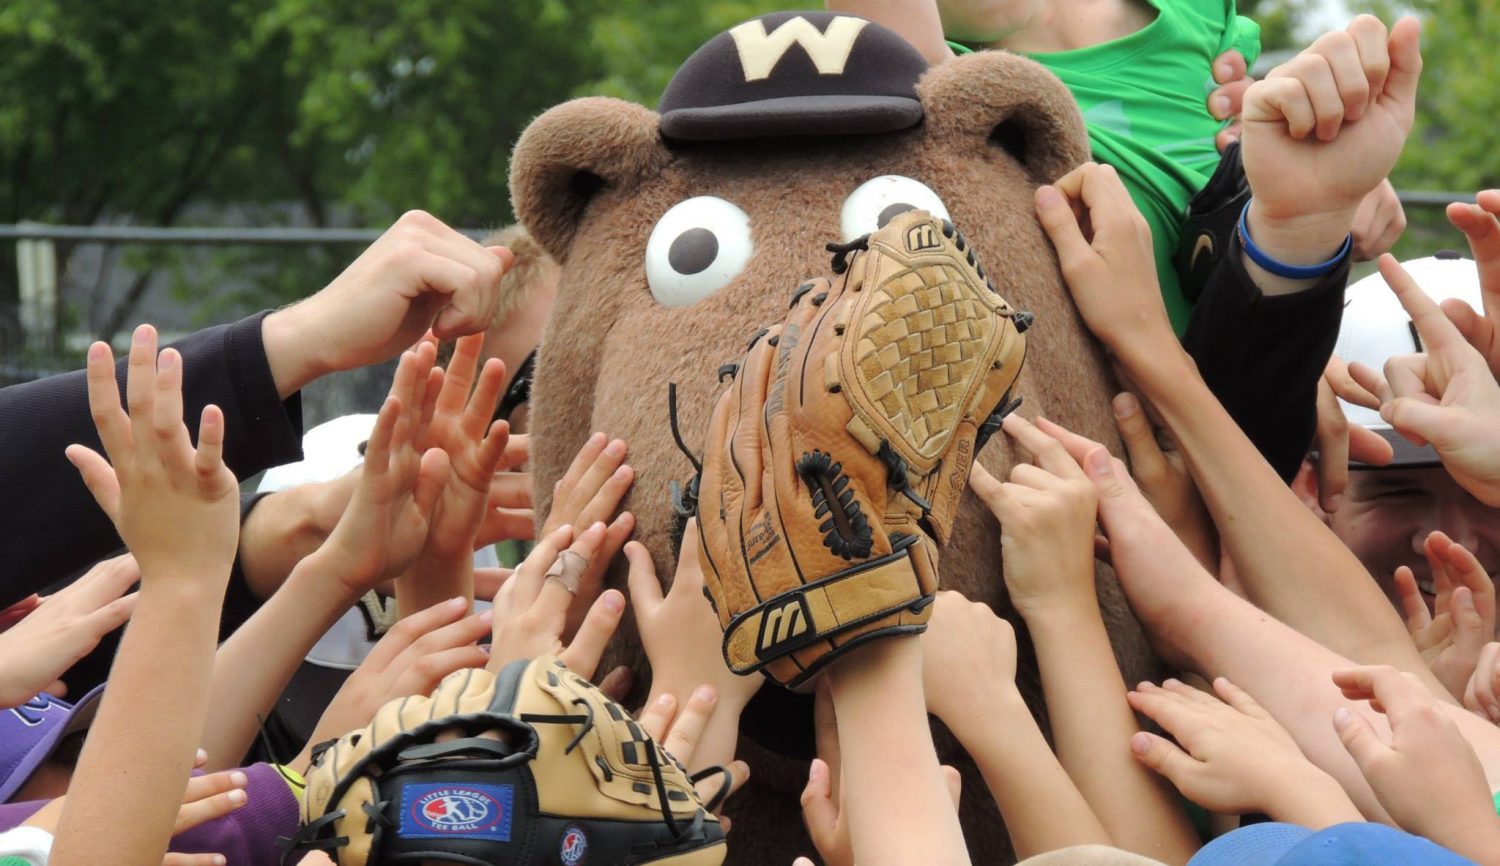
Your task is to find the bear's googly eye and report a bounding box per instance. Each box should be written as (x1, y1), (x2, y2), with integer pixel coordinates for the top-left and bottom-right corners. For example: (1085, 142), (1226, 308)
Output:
(840, 176), (951, 242)
(645, 196), (753, 307)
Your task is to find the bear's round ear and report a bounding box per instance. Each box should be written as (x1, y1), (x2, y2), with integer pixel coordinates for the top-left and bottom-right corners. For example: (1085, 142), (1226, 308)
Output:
(918, 51), (1090, 185)
(509, 97), (671, 264)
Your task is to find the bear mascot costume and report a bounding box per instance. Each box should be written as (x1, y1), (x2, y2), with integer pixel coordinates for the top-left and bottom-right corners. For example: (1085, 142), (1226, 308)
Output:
(510, 12), (1159, 863)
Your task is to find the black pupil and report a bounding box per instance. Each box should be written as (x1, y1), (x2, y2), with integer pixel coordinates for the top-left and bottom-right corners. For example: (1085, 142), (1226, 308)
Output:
(668, 227), (719, 275)
(877, 202), (917, 227)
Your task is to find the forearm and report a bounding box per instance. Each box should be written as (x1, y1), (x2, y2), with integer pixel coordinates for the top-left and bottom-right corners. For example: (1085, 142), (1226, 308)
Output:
(1027, 606), (1198, 864)
(1121, 346), (1440, 688)
(1241, 203), (1353, 298)
(202, 551), (355, 770)
(828, 639), (971, 866)
(1434, 820), (1500, 866)
(825, 0), (954, 64)
(1267, 770), (1364, 829)
(51, 579), (224, 866)
(949, 691), (1110, 859)
(238, 483), (342, 601)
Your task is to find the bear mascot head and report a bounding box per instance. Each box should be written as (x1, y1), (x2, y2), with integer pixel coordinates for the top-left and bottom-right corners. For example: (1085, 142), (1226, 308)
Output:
(510, 12), (1159, 862)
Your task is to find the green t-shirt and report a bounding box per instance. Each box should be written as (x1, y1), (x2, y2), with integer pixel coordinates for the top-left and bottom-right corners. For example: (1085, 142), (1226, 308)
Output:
(952, 0), (1261, 333)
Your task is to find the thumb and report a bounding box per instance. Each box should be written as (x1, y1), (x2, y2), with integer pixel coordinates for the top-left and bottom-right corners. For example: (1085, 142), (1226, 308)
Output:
(1129, 731), (1199, 788)
(1112, 391), (1167, 479)
(1035, 184), (1096, 276)
(799, 758), (841, 848)
(1381, 17), (1423, 116)
(1082, 444), (1131, 505)
(1333, 706), (1388, 774)
(412, 448), (451, 517)
(624, 541), (664, 614)
(65, 444), (122, 523)
(940, 764), (963, 810)
(1384, 397), (1447, 449)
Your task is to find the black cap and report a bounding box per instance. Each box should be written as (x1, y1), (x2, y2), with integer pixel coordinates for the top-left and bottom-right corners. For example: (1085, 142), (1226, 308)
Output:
(659, 11), (927, 142)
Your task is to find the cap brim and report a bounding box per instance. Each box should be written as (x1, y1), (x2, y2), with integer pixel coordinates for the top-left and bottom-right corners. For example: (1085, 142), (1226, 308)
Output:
(661, 94), (922, 141)
(1353, 426), (1442, 469)
(1188, 823), (1312, 866)
(0, 684), (104, 802)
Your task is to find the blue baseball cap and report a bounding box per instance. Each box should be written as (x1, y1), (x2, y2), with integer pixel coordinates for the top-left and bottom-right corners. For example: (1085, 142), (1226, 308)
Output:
(0, 685), (104, 802)
(1190, 822), (1478, 866)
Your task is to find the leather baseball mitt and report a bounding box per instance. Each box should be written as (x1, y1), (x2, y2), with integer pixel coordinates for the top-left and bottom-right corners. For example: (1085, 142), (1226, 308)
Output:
(284, 656), (729, 866)
(678, 209), (1031, 689)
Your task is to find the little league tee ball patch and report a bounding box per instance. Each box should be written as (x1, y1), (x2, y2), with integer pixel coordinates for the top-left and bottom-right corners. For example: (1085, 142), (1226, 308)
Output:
(400, 783), (514, 841)
(560, 824), (589, 865)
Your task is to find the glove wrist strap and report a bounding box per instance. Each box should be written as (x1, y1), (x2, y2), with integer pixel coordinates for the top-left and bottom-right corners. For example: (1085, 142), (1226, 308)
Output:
(722, 534), (932, 677)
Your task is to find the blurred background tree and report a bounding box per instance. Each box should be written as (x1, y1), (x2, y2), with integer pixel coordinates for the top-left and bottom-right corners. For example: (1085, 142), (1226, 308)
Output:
(0, 0), (1485, 360)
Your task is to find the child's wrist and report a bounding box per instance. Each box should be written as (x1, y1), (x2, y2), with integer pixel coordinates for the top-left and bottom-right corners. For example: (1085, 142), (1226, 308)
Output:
(1267, 770), (1360, 829)
(1243, 200), (1355, 268)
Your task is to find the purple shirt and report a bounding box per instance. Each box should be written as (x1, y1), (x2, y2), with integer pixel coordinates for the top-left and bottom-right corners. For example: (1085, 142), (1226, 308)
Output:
(0, 763), (298, 866)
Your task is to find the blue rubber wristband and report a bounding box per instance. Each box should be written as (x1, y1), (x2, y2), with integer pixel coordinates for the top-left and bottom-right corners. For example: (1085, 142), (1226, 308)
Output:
(1237, 200), (1352, 280)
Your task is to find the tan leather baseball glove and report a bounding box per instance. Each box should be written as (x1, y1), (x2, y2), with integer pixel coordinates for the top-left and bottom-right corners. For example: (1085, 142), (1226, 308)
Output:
(681, 209), (1031, 689)
(285, 656), (728, 866)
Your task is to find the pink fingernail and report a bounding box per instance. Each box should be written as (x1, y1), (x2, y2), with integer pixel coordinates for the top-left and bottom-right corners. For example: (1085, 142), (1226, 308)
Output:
(1333, 708), (1353, 729)
(603, 591), (624, 613)
(230, 771), (247, 787)
(657, 694), (674, 708)
(605, 439), (626, 458)
(695, 685), (718, 703)
(479, 609), (494, 623)
(448, 596), (467, 609)
(159, 351), (177, 370)
(228, 789), (247, 804)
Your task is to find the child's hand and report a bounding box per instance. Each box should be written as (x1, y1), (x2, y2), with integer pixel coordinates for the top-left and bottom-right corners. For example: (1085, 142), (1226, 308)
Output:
(1110, 390), (1217, 571)
(969, 414), (1098, 619)
(66, 325), (241, 586)
(627, 522), (763, 715)
(1441, 190), (1500, 380)
(1334, 664), (1500, 848)
(1395, 531), (1496, 701)
(636, 684), (752, 822)
(917, 591), (1018, 731)
(475, 432), (535, 546)
(297, 595), (492, 765)
(409, 333), (514, 568)
(1464, 642), (1500, 723)
(316, 346), (451, 598)
(0, 554), (138, 707)
(1350, 255), (1500, 506)
(1241, 17), (1421, 249)
(1033, 162), (1178, 362)
(1316, 356), (1395, 513)
(486, 523), (626, 678)
(24, 767), (250, 866)
(1128, 678), (1359, 826)
(800, 682), (962, 866)
(1351, 179), (1407, 261)
(540, 433), (637, 635)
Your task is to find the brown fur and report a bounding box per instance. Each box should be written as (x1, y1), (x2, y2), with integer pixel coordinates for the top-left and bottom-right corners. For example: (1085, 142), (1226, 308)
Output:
(510, 50), (1161, 865)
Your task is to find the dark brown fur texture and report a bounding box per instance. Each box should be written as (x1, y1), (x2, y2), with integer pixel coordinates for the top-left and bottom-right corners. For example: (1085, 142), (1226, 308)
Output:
(510, 51), (1161, 865)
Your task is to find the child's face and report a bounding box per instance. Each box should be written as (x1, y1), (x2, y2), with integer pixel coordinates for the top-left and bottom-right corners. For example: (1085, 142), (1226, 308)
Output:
(1330, 467), (1500, 624)
(937, 0), (1044, 44)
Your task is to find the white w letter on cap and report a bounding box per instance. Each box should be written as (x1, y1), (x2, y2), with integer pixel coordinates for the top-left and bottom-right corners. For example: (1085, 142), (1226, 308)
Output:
(729, 16), (869, 82)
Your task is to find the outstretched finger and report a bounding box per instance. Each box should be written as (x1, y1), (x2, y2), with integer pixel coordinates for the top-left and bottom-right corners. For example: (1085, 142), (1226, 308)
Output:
(535, 521), (609, 615)
(1003, 413), (1085, 479)
(558, 589), (625, 679)
(1212, 677), (1274, 721)
(1380, 254), (1463, 354)
(125, 324), (160, 448)
(661, 684), (719, 767)
(84, 341), (130, 460)
(173, 772), (247, 834)
(368, 596), (471, 671)
(194, 405), (228, 494)
(625, 539), (664, 615)
(153, 349), (191, 474)
(637, 692), (678, 743)
(1393, 566), (1432, 633)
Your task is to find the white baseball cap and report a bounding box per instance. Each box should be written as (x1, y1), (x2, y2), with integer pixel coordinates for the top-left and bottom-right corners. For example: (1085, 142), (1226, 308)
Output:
(1333, 251), (1482, 467)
